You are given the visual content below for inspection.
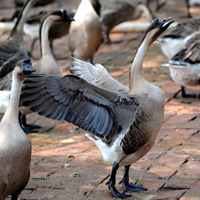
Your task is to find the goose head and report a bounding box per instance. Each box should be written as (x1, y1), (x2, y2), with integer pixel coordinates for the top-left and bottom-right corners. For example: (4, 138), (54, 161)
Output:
(143, 17), (174, 46)
(15, 58), (35, 81)
(47, 9), (75, 24)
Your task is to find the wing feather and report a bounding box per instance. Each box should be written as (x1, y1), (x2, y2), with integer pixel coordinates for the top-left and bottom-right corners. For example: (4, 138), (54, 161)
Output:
(21, 74), (138, 142)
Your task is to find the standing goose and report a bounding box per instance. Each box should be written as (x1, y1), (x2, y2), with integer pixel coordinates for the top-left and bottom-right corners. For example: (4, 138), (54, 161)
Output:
(0, 58), (35, 200)
(68, 0), (102, 63)
(155, 17), (200, 59)
(21, 17), (173, 198)
(18, 10), (75, 132)
(163, 31), (200, 98)
(0, 0), (37, 130)
(102, 1), (154, 44)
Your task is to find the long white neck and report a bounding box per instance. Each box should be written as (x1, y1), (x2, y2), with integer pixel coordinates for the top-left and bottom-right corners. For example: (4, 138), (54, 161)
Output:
(129, 36), (150, 91)
(133, 4), (152, 21)
(40, 17), (54, 57)
(2, 72), (23, 124)
(11, 0), (36, 35)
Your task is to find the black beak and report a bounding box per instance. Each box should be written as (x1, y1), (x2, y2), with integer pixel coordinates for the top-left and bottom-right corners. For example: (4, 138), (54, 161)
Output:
(61, 9), (75, 21)
(22, 58), (36, 74)
(153, 17), (174, 30)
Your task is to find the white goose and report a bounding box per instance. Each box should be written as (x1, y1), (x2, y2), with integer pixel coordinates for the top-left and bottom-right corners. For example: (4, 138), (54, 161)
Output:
(20, 17), (173, 198)
(0, 58), (35, 200)
(163, 30), (200, 98)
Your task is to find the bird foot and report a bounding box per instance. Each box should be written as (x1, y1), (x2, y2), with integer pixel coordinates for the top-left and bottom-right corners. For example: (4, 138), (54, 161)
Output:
(21, 123), (41, 134)
(106, 179), (131, 199)
(182, 93), (196, 98)
(119, 179), (147, 192)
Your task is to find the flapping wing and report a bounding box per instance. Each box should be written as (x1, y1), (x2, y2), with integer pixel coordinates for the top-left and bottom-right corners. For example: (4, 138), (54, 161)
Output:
(21, 75), (138, 141)
(70, 58), (129, 94)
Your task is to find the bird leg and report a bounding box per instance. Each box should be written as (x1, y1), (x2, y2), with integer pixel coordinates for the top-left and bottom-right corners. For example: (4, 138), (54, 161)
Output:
(11, 194), (18, 200)
(181, 86), (196, 98)
(106, 162), (131, 198)
(185, 0), (192, 18)
(119, 165), (147, 192)
(18, 112), (41, 133)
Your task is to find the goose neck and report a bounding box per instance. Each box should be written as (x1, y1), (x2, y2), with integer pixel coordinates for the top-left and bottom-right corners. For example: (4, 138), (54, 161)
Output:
(129, 35), (150, 91)
(40, 17), (54, 57)
(2, 71), (23, 124)
(11, 0), (36, 36)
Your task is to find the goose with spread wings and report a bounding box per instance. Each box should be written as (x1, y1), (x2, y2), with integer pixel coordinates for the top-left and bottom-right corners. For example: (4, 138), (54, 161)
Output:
(21, 17), (173, 198)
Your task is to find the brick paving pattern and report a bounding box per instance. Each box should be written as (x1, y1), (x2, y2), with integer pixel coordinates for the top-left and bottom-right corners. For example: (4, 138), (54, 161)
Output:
(1, 0), (200, 199)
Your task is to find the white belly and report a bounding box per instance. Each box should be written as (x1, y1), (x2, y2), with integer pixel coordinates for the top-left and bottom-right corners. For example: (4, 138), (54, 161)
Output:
(169, 63), (200, 86)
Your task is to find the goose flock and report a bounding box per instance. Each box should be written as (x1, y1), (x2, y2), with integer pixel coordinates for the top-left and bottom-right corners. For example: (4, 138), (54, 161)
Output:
(0, 0), (200, 199)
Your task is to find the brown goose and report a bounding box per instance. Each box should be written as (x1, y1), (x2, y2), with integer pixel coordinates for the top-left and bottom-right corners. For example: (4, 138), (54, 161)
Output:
(101, 1), (154, 44)
(163, 30), (200, 98)
(19, 10), (75, 132)
(68, 0), (102, 63)
(21, 17), (173, 198)
(0, 58), (35, 200)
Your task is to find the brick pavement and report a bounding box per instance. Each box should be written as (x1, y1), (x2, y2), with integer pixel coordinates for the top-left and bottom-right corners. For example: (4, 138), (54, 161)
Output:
(1, 0), (200, 199)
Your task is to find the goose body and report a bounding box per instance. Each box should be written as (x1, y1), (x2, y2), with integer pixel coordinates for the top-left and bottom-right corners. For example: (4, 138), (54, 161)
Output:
(102, 1), (154, 44)
(156, 17), (200, 59)
(163, 31), (200, 98)
(21, 17), (173, 198)
(68, 0), (102, 63)
(0, 58), (35, 200)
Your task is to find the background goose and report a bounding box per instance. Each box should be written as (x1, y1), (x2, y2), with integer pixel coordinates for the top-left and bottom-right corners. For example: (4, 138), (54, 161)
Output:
(68, 0), (102, 64)
(101, 1), (154, 44)
(0, 58), (35, 200)
(163, 31), (200, 98)
(20, 17), (173, 198)
(155, 17), (200, 59)
(18, 9), (75, 133)
(23, 10), (76, 59)
(0, 0), (38, 132)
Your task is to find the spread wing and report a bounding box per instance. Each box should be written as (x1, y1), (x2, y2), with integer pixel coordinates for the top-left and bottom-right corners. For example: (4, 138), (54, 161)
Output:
(21, 75), (138, 142)
(171, 32), (200, 64)
(70, 58), (129, 94)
